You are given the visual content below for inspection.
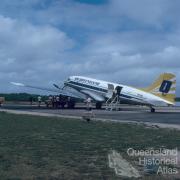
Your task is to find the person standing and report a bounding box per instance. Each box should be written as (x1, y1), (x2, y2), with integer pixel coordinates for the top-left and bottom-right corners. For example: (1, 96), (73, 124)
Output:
(49, 95), (53, 107)
(29, 96), (33, 105)
(83, 97), (94, 122)
(86, 97), (92, 111)
(52, 96), (56, 108)
(56, 96), (60, 108)
(38, 96), (42, 108)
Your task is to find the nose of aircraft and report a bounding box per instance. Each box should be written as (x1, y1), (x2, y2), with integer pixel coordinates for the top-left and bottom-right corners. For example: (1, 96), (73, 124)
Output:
(68, 76), (73, 81)
(67, 76), (77, 82)
(64, 76), (73, 84)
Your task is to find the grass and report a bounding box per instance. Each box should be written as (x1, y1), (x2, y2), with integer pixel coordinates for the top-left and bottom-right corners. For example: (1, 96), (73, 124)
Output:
(0, 112), (180, 179)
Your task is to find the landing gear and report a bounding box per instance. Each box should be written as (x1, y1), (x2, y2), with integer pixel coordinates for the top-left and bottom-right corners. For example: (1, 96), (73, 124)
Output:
(96, 102), (102, 109)
(67, 101), (75, 109)
(151, 107), (155, 113)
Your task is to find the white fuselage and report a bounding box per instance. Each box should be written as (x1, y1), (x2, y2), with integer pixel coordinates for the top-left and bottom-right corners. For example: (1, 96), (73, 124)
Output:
(64, 76), (172, 106)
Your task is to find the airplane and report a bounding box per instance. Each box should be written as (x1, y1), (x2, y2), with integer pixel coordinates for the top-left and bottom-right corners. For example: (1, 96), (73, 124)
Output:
(11, 73), (176, 112)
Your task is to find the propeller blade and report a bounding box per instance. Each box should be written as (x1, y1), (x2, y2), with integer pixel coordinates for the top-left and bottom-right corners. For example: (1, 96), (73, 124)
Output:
(53, 83), (61, 89)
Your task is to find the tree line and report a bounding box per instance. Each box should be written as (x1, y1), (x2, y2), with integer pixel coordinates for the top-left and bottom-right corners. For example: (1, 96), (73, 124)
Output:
(0, 93), (48, 102)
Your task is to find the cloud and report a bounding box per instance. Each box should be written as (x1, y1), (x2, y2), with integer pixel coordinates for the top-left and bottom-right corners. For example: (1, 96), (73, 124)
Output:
(110, 0), (166, 26)
(0, 0), (180, 96)
(0, 15), (74, 92)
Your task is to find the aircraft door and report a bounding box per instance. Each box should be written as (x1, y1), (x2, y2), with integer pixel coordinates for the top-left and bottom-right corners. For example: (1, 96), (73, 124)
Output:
(107, 84), (114, 98)
(115, 86), (123, 96)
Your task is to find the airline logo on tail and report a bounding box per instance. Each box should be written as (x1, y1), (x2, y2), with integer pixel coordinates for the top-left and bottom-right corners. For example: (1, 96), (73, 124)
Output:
(159, 80), (172, 94)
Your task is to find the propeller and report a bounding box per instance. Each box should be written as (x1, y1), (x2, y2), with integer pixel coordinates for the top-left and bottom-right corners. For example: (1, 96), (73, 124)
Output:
(53, 83), (61, 89)
(53, 83), (66, 90)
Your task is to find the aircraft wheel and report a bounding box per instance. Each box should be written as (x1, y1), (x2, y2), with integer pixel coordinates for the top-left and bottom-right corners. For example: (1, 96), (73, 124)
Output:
(71, 102), (75, 109)
(68, 101), (75, 109)
(96, 102), (102, 109)
(151, 107), (155, 113)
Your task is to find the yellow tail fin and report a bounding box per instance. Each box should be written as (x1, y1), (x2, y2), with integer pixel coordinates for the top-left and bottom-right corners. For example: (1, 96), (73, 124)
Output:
(141, 73), (176, 104)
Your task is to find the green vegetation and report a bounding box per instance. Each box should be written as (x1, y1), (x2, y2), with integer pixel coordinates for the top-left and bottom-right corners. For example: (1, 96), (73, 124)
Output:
(0, 112), (179, 179)
(0, 93), (48, 102)
(176, 97), (180, 102)
(0, 93), (82, 103)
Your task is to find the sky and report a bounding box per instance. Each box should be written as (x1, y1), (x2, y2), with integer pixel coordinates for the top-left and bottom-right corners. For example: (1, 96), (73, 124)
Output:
(0, 0), (180, 95)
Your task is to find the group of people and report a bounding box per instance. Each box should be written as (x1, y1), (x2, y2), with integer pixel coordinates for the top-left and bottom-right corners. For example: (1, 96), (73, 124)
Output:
(29, 95), (68, 108)
(47, 95), (67, 108)
(30, 94), (92, 110)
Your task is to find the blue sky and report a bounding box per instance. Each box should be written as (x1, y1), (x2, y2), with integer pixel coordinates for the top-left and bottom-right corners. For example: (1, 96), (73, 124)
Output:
(0, 0), (179, 95)
(75, 0), (107, 4)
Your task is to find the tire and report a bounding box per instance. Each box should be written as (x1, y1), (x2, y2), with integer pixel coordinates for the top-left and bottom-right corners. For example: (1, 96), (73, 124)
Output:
(151, 108), (155, 113)
(96, 102), (102, 109)
(68, 101), (75, 109)
(61, 104), (65, 109)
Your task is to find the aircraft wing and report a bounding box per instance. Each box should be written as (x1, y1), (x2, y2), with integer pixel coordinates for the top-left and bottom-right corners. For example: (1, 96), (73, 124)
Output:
(10, 82), (85, 99)
(80, 89), (105, 101)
